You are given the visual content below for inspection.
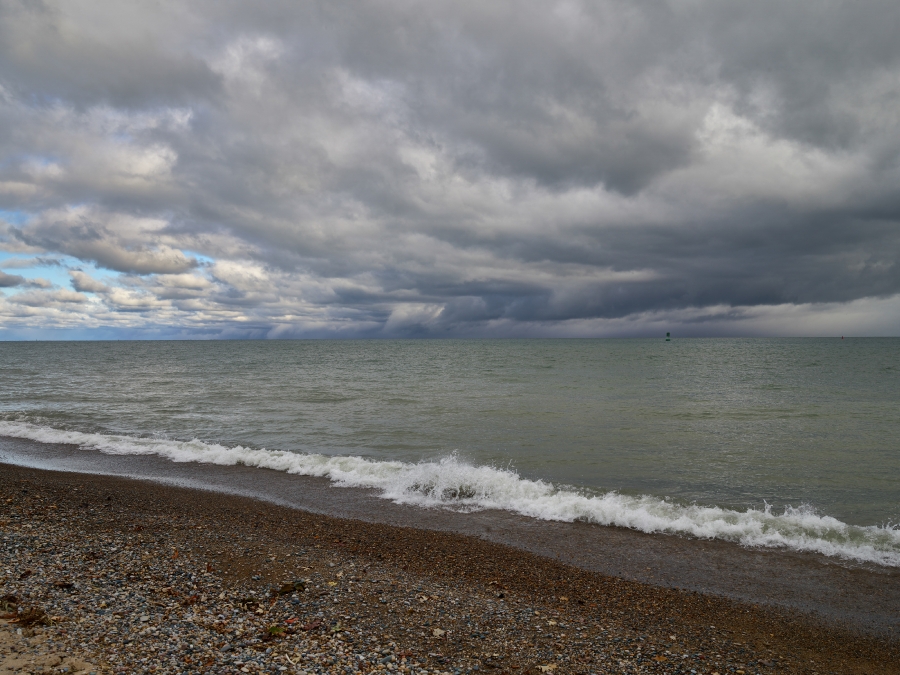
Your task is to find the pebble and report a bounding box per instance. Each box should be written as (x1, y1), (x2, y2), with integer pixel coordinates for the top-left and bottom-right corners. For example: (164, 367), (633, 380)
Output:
(1, 467), (894, 675)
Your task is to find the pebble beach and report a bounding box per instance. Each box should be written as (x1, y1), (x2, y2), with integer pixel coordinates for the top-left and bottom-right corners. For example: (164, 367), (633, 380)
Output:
(1, 464), (896, 675)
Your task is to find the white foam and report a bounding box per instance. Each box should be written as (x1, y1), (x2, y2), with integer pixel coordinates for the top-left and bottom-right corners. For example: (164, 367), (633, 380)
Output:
(2, 420), (899, 567)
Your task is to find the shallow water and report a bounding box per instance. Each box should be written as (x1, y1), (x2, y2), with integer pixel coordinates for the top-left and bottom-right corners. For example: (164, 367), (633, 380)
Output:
(3, 445), (899, 636)
(1, 338), (898, 566)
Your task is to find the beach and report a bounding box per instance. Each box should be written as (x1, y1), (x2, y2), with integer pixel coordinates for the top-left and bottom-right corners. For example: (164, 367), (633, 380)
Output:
(1, 464), (897, 675)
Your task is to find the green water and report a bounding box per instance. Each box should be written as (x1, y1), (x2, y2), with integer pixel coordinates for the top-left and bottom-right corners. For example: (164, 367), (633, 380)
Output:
(0, 338), (898, 526)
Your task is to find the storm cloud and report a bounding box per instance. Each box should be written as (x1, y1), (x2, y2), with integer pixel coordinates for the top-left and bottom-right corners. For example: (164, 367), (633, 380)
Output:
(1, 0), (900, 337)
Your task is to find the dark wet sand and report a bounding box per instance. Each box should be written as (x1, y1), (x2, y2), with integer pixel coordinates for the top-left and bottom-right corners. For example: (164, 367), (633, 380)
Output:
(1, 463), (898, 675)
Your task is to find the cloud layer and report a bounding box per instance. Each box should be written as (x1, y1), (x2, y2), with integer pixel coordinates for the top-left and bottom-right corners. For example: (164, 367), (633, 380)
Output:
(1, 0), (900, 338)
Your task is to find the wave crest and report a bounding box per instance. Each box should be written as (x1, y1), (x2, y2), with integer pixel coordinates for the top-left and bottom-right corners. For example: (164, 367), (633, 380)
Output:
(1, 420), (898, 567)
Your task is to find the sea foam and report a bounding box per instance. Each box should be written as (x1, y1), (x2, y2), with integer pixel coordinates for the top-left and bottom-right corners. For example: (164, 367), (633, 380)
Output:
(2, 420), (899, 567)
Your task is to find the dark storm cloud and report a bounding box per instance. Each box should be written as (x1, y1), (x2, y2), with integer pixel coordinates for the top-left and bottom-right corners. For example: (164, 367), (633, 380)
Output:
(0, 1), (220, 109)
(1, 0), (900, 337)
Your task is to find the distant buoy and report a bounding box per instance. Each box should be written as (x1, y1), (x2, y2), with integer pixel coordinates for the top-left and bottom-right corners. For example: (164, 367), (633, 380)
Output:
(665, 332), (671, 342)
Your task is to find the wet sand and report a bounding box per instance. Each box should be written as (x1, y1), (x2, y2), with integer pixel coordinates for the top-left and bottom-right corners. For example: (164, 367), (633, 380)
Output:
(1, 463), (898, 674)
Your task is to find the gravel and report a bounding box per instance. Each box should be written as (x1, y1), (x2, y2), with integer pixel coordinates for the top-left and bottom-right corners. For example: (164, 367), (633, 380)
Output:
(1, 465), (897, 675)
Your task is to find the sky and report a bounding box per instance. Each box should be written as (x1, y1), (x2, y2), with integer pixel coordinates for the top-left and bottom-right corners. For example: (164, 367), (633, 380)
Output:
(1, 0), (900, 339)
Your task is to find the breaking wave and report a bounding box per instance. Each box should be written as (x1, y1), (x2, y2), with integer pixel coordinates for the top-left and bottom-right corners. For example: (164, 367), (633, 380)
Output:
(2, 420), (899, 567)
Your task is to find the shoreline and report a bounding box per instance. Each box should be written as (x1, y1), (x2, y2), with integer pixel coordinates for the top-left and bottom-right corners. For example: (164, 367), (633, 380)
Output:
(1, 464), (898, 675)
(2, 437), (899, 637)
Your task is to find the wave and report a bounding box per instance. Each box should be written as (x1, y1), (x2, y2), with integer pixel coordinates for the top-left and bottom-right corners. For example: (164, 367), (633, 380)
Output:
(2, 420), (899, 567)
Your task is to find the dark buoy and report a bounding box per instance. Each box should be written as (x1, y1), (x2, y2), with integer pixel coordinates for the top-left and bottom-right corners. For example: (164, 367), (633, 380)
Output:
(665, 331), (671, 342)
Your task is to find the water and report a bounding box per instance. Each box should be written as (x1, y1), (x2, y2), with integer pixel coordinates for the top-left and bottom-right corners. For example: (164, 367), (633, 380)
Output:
(1, 338), (899, 566)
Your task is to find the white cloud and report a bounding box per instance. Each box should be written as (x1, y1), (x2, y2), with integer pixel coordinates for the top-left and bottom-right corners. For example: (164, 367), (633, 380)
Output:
(70, 270), (109, 293)
(9, 289), (88, 305)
